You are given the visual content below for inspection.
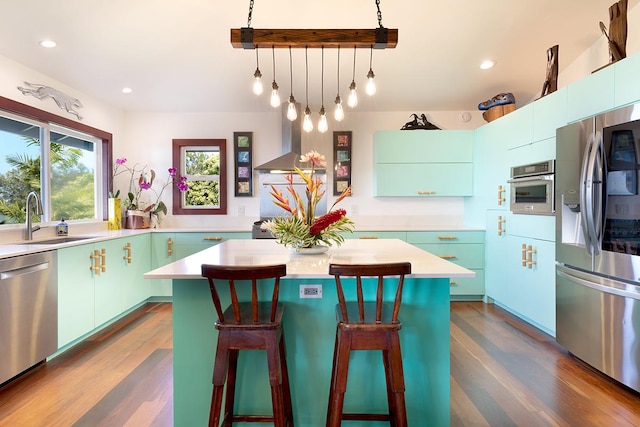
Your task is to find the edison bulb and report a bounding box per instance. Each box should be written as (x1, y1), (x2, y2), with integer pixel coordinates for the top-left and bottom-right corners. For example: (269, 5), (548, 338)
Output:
(366, 69), (376, 96)
(287, 97), (298, 121)
(303, 107), (313, 132)
(334, 96), (344, 121)
(318, 107), (328, 133)
(347, 81), (358, 108)
(253, 69), (263, 95)
(270, 81), (281, 107)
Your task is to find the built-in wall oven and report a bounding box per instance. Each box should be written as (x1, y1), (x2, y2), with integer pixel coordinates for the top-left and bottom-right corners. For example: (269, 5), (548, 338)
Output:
(508, 159), (555, 215)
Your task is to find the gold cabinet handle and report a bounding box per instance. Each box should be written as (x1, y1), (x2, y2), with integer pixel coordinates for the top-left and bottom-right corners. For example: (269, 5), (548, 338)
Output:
(90, 249), (100, 274)
(527, 245), (537, 269)
(437, 235), (458, 240)
(417, 191), (436, 195)
(358, 236), (379, 239)
(167, 237), (173, 257)
(497, 215), (506, 236)
(449, 280), (457, 286)
(498, 185), (506, 206)
(521, 244), (527, 267)
(100, 248), (106, 273)
(439, 255), (457, 260)
(203, 236), (223, 241)
(123, 242), (132, 264)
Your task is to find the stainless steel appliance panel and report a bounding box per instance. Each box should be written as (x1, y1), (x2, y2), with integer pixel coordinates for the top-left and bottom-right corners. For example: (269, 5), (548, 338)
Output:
(556, 264), (640, 392)
(0, 251), (58, 384)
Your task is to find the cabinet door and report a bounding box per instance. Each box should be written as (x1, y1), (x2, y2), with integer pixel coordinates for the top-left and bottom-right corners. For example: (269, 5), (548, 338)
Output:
(567, 65), (615, 122)
(94, 239), (127, 327)
(374, 130), (473, 163)
(532, 87), (567, 142)
(121, 234), (152, 308)
(484, 210), (509, 305)
(151, 233), (176, 296)
(614, 53), (640, 107)
(57, 244), (96, 348)
(173, 232), (251, 259)
(506, 236), (556, 334)
(497, 103), (533, 150)
(375, 163), (472, 196)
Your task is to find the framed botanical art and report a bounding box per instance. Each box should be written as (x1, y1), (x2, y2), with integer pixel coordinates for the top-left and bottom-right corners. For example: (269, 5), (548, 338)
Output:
(234, 131), (253, 196)
(333, 131), (352, 196)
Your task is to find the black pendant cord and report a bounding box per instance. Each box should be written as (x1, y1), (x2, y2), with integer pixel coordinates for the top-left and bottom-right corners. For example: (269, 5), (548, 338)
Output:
(289, 47), (293, 97)
(336, 46), (340, 94)
(321, 46), (325, 109)
(305, 47), (309, 109)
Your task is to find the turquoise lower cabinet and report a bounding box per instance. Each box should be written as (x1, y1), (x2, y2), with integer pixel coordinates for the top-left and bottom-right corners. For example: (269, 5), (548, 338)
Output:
(151, 233), (176, 296)
(172, 232), (251, 259)
(373, 130), (473, 197)
(58, 244), (96, 348)
(407, 230), (485, 299)
(58, 235), (151, 349)
(484, 211), (509, 304)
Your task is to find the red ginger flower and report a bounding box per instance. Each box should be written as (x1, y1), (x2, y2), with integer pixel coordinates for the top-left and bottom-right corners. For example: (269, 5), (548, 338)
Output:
(310, 209), (347, 236)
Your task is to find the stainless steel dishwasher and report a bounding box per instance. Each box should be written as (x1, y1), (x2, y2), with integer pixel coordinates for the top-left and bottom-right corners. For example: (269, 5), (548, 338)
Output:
(0, 251), (58, 385)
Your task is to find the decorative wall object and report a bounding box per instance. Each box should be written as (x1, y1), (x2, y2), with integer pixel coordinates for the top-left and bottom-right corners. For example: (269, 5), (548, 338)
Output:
(333, 131), (352, 196)
(540, 45), (559, 98)
(400, 114), (441, 130)
(234, 132), (253, 197)
(605, 0), (627, 63)
(17, 82), (83, 120)
(478, 93), (517, 123)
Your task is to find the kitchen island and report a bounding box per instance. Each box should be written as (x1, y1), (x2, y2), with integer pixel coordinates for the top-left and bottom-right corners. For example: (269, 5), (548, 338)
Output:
(145, 239), (474, 426)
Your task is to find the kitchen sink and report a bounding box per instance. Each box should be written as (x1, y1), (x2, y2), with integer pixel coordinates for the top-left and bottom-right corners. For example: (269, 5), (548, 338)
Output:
(12, 236), (98, 245)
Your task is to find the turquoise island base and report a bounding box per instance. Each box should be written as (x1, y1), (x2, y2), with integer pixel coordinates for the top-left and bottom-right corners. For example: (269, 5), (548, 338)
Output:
(144, 239), (474, 426)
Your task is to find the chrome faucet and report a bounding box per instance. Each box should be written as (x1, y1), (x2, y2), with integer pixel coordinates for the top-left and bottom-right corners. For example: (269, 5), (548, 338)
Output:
(24, 191), (43, 240)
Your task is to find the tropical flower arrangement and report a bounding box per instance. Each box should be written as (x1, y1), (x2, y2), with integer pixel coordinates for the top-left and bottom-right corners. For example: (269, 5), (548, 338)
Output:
(261, 151), (354, 251)
(111, 157), (189, 217)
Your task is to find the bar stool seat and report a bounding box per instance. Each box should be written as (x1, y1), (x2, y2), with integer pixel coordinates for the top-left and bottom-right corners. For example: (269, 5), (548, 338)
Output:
(326, 262), (412, 427)
(201, 263), (293, 427)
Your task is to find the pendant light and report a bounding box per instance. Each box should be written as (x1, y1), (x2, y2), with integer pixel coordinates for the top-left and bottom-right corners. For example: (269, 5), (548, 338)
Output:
(347, 47), (358, 108)
(286, 47), (297, 121)
(252, 48), (263, 95)
(318, 47), (328, 133)
(334, 46), (344, 121)
(303, 47), (313, 132)
(270, 46), (281, 107)
(366, 46), (376, 96)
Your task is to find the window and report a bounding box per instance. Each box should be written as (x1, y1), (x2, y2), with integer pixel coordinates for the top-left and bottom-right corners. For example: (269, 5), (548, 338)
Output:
(0, 96), (112, 225)
(172, 139), (227, 215)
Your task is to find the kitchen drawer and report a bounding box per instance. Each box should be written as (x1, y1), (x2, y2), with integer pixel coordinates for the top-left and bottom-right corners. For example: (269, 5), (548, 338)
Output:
(346, 231), (407, 241)
(406, 230), (485, 245)
(413, 243), (484, 269)
(449, 269), (484, 297)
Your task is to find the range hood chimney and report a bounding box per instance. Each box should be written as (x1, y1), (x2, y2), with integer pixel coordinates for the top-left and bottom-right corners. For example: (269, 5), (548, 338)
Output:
(255, 103), (324, 172)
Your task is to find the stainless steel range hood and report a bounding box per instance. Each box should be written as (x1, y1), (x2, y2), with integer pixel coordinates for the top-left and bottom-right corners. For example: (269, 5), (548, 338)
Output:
(254, 103), (325, 172)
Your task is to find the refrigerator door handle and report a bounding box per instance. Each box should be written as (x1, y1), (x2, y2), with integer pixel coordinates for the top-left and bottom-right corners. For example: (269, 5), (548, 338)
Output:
(583, 131), (604, 256)
(580, 132), (595, 254)
(557, 265), (640, 301)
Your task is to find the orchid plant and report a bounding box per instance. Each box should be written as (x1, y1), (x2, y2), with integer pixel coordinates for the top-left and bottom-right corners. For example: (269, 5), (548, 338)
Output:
(261, 151), (354, 250)
(111, 157), (188, 216)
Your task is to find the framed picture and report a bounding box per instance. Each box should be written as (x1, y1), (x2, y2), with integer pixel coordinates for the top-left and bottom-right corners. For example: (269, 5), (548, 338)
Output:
(234, 132), (253, 197)
(333, 131), (352, 196)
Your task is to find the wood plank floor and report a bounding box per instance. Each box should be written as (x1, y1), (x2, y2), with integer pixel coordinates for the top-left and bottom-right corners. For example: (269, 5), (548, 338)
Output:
(1, 301), (639, 426)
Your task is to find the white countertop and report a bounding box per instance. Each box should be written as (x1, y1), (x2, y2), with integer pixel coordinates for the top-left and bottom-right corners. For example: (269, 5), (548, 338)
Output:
(144, 239), (475, 279)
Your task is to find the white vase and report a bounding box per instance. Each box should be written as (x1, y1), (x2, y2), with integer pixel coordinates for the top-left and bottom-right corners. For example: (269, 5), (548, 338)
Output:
(288, 245), (329, 255)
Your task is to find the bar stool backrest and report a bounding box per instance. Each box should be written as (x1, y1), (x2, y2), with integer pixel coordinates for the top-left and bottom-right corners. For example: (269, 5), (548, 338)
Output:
(328, 262), (412, 325)
(201, 264), (287, 325)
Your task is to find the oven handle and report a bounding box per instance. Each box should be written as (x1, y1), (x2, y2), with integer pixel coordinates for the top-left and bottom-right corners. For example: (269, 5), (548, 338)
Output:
(507, 175), (554, 183)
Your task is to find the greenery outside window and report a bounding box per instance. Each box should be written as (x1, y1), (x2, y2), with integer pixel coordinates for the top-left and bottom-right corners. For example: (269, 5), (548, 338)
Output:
(172, 139), (227, 215)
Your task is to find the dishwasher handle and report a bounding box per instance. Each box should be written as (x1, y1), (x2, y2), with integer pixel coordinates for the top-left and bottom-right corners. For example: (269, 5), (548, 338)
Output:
(0, 261), (50, 280)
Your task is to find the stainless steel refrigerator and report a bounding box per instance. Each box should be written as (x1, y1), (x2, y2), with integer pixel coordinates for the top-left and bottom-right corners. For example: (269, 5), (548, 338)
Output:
(556, 102), (640, 393)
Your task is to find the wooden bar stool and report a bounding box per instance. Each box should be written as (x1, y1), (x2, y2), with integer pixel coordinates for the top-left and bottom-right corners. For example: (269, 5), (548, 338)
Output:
(326, 262), (412, 427)
(201, 264), (294, 427)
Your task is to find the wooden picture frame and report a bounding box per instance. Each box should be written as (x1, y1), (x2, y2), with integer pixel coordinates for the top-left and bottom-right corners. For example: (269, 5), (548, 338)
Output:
(234, 131), (253, 197)
(333, 131), (352, 196)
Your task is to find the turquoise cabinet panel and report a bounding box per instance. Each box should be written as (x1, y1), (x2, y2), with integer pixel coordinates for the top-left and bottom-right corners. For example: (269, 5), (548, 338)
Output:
(374, 130), (473, 163)
(374, 130), (473, 197)
(375, 163), (472, 197)
(121, 234), (152, 308)
(94, 238), (129, 326)
(57, 244), (96, 348)
(346, 230), (407, 240)
(172, 232), (251, 259)
(567, 65), (615, 122)
(151, 233), (176, 296)
(533, 87), (567, 142)
(407, 230), (484, 298)
(498, 103), (533, 150)
(614, 53), (640, 107)
(506, 137), (556, 170)
(507, 213), (556, 242)
(484, 210), (509, 304)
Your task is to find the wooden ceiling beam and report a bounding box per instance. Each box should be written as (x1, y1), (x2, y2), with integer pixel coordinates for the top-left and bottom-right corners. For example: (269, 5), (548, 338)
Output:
(230, 28), (398, 49)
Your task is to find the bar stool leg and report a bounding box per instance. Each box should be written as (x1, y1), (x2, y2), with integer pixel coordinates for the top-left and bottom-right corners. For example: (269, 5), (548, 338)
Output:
(388, 332), (407, 427)
(279, 334), (294, 424)
(222, 348), (239, 425)
(382, 348), (398, 427)
(327, 329), (352, 427)
(210, 333), (231, 427)
(266, 332), (287, 427)
(325, 325), (340, 424)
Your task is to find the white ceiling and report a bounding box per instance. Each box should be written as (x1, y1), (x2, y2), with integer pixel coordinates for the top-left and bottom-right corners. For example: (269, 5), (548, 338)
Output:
(0, 0), (636, 115)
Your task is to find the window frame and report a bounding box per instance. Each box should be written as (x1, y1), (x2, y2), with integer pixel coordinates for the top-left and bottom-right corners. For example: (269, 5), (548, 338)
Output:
(172, 138), (227, 215)
(0, 95), (112, 221)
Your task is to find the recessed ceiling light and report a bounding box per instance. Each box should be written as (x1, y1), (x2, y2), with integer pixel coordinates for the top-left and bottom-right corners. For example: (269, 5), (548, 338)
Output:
(122, 87), (133, 94)
(480, 60), (495, 70)
(39, 40), (57, 48)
